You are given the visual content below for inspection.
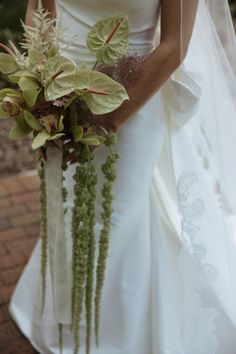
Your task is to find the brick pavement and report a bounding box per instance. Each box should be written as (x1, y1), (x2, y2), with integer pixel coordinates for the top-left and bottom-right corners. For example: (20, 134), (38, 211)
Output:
(0, 170), (40, 354)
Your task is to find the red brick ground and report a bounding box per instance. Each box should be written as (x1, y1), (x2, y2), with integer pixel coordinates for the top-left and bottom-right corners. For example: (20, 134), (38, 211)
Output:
(0, 170), (40, 354)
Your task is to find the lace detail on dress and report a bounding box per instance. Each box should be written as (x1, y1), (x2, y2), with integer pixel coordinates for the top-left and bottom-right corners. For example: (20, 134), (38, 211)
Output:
(176, 171), (220, 354)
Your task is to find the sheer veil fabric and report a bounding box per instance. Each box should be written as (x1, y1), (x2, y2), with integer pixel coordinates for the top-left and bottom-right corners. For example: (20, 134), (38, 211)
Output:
(153, 0), (236, 351)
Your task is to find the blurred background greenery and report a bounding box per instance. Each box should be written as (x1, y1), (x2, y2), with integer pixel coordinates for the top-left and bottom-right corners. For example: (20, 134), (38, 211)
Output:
(230, 0), (236, 18)
(0, 0), (27, 46)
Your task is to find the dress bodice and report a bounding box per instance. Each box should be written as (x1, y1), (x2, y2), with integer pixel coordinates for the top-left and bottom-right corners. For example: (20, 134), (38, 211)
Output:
(55, 0), (161, 65)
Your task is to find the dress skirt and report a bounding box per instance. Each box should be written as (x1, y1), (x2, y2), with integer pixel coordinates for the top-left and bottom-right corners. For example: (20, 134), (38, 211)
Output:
(9, 89), (177, 354)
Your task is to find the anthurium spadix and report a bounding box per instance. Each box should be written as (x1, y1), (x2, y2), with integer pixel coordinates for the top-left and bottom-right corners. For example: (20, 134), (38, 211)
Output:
(86, 15), (129, 64)
(74, 69), (129, 114)
(43, 55), (77, 100)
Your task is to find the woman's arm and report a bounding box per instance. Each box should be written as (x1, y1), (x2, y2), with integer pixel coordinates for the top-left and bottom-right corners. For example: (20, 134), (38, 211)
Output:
(25, 0), (56, 26)
(100, 0), (199, 133)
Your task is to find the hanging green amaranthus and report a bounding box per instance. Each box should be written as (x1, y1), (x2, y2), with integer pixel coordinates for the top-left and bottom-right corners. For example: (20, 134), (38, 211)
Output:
(85, 159), (97, 354)
(94, 132), (120, 347)
(71, 145), (91, 354)
(70, 132), (119, 354)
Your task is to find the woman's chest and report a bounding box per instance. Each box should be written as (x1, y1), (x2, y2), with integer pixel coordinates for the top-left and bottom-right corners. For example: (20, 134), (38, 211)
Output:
(57, 0), (160, 29)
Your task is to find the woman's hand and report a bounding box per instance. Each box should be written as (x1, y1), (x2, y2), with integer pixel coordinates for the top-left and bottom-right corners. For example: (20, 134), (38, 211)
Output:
(88, 0), (200, 132)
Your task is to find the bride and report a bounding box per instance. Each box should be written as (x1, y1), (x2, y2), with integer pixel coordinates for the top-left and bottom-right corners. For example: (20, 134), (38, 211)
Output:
(9, 0), (236, 353)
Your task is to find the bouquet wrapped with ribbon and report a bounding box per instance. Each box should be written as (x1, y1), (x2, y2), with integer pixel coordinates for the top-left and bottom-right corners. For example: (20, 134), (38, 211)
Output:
(0, 2), (130, 353)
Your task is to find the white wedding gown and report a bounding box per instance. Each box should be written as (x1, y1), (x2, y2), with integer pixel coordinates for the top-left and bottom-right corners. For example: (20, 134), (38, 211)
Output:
(9, 0), (236, 353)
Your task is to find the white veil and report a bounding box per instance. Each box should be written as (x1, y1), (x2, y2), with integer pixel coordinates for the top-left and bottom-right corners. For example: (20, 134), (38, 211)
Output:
(151, 0), (236, 351)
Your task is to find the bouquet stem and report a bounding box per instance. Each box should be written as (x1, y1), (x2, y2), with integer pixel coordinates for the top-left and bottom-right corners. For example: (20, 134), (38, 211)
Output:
(38, 161), (48, 315)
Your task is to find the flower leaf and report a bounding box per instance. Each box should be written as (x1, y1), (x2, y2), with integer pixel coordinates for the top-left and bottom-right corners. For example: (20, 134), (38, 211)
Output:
(23, 110), (43, 131)
(9, 115), (32, 140)
(57, 115), (64, 132)
(86, 15), (129, 64)
(74, 69), (129, 114)
(71, 125), (84, 142)
(84, 133), (106, 143)
(26, 49), (45, 68)
(48, 132), (65, 140)
(0, 88), (19, 101)
(32, 130), (65, 150)
(80, 136), (101, 146)
(32, 130), (51, 150)
(8, 70), (39, 84)
(0, 103), (9, 119)
(19, 77), (41, 106)
(0, 53), (20, 74)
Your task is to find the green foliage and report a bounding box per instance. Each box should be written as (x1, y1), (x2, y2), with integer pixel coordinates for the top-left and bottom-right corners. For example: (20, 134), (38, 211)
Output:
(32, 130), (65, 150)
(19, 77), (41, 106)
(23, 110), (43, 131)
(0, 53), (20, 74)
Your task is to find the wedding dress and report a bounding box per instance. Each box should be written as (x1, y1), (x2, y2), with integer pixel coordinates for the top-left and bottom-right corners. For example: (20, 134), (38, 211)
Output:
(9, 0), (236, 353)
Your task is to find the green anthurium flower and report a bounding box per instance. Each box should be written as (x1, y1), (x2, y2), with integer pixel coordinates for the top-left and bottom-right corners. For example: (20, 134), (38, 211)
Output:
(19, 76), (41, 106)
(86, 15), (129, 64)
(0, 52), (20, 74)
(43, 55), (77, 100)
(74, 69), (129, 114)
(23, 110), (43, 132)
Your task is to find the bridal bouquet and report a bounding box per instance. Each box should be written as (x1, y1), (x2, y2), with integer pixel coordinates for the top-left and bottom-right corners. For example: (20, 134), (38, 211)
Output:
(0, 2), (130, 354)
